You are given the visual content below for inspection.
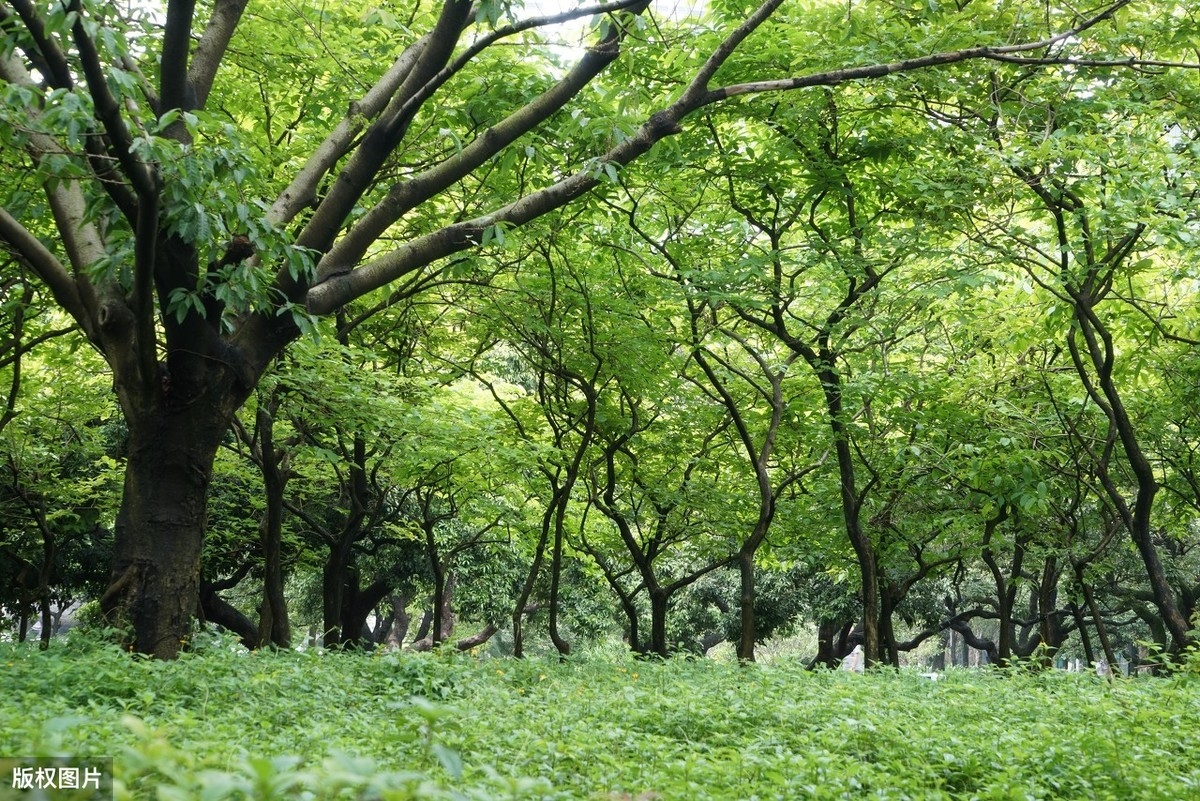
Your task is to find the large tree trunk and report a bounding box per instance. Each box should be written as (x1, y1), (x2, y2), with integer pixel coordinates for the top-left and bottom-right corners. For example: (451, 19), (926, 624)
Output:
(1037, 556), (1062, 667)
(101, 407), (228, 659)
(322, 545), (350, 647)
(385, 589), (414, 648)
(648, 588), (669, 659)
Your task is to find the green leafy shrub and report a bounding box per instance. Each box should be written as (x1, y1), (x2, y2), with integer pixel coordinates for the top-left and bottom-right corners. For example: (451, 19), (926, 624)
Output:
(3, 632), (1199, 799)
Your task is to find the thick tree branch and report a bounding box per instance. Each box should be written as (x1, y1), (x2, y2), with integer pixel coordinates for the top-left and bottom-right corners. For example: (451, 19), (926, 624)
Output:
(290, 1), (650, 255)
(70, 9), (158, 198)
(308, 0), (1135, 315)
(189, 0), (249, 109)
(160, 0), (197, 112)
(317, 44), (633, 280)
(0, 208), (89, 335)
(267, 40), (427, 225)
(295, 1), (477, 254)
(8, 0), (74, 89)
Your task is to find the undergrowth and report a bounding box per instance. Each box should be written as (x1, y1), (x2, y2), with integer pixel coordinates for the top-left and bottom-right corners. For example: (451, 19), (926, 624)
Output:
(2, 631), (1199, 799)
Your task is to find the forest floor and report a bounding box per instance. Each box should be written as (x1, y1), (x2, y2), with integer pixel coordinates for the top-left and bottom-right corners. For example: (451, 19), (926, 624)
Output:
(3, 631), (1199, 799)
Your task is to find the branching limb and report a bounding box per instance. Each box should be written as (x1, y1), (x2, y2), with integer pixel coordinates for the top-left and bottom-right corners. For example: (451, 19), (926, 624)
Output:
(310, 0), (1134, 314)
(189, 0), (249, 109)
(159, 0), (197, 112)
(267, 40), (429, 225)
(7, 0), (74, 89)
(0, 208), (90, 335)
(69, 6), (158, 198)
(318, 43), (636, 280)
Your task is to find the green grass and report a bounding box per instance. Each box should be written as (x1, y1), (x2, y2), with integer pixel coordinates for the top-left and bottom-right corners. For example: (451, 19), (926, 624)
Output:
(3, 632), (1199, 799)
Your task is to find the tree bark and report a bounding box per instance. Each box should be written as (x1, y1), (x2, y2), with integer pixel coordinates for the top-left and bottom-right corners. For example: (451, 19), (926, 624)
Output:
(736, 546), (758, 661)
(456, 623), (498, 651)
(322, 544), (350, 647)
(386, 589), (414, 648)
(809, 619), (841, 669)
(547, 512), (571, 657)
(101, 403), (231, 658)
(199, 580), (258, 648)
(511, 524), (549, 658)
(255, 405), (290, 648)
(648, 588), (669, 658)
(1081, 576), (1118, 667)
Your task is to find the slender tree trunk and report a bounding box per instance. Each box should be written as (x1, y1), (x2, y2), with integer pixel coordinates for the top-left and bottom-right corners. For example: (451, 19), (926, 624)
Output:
(255, 406), (290, 648)
(623, 596), (641, 654)
(37, 596), (51, 650)
(1082, 579), (1118, 667)
(548, 508), (571, 657)
(981, 512), (1020, 666)
(17, 598), (29, 643)
(1068, 302), (1192, 648)
(37, 531), (55, 650)
(824, 376), (879, 667)
(438, 572), (456, 643)
(1037, 556), (1061, 667)
(1069, 602), (1096, 666)
(427, 527), (446, 648)
(878, 581), (899, 668)
(845, 511), (879, 667)
(736, 546), (758, 661)
(512, 524), (550, 658)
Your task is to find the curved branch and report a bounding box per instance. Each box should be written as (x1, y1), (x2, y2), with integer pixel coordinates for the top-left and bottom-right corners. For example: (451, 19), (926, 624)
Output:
(8, 0), (74, 89)
(317, 41), (634, 279)
(702, 0), (1134, 102)
(308, 0), (1135, 315)
(0, 208), (86, 328)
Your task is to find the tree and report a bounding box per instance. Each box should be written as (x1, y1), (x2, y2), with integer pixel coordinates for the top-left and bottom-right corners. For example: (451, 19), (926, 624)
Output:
(939, 44), (1200, 650)
(0, 325), (118, 645)
(0, 0), (1168, 656)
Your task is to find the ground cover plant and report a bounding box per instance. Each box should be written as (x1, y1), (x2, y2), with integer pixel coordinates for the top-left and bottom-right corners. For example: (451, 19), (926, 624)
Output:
(3, 633), (1200, 799)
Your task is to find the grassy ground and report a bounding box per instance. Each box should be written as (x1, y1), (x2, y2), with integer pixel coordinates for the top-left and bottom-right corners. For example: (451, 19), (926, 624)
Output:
(3, 632), (1199, 799)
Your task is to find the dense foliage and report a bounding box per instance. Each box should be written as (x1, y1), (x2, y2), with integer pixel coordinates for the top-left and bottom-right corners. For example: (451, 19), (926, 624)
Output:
(4, 633), (1200, 799)
(1, 0), (1199, 670)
